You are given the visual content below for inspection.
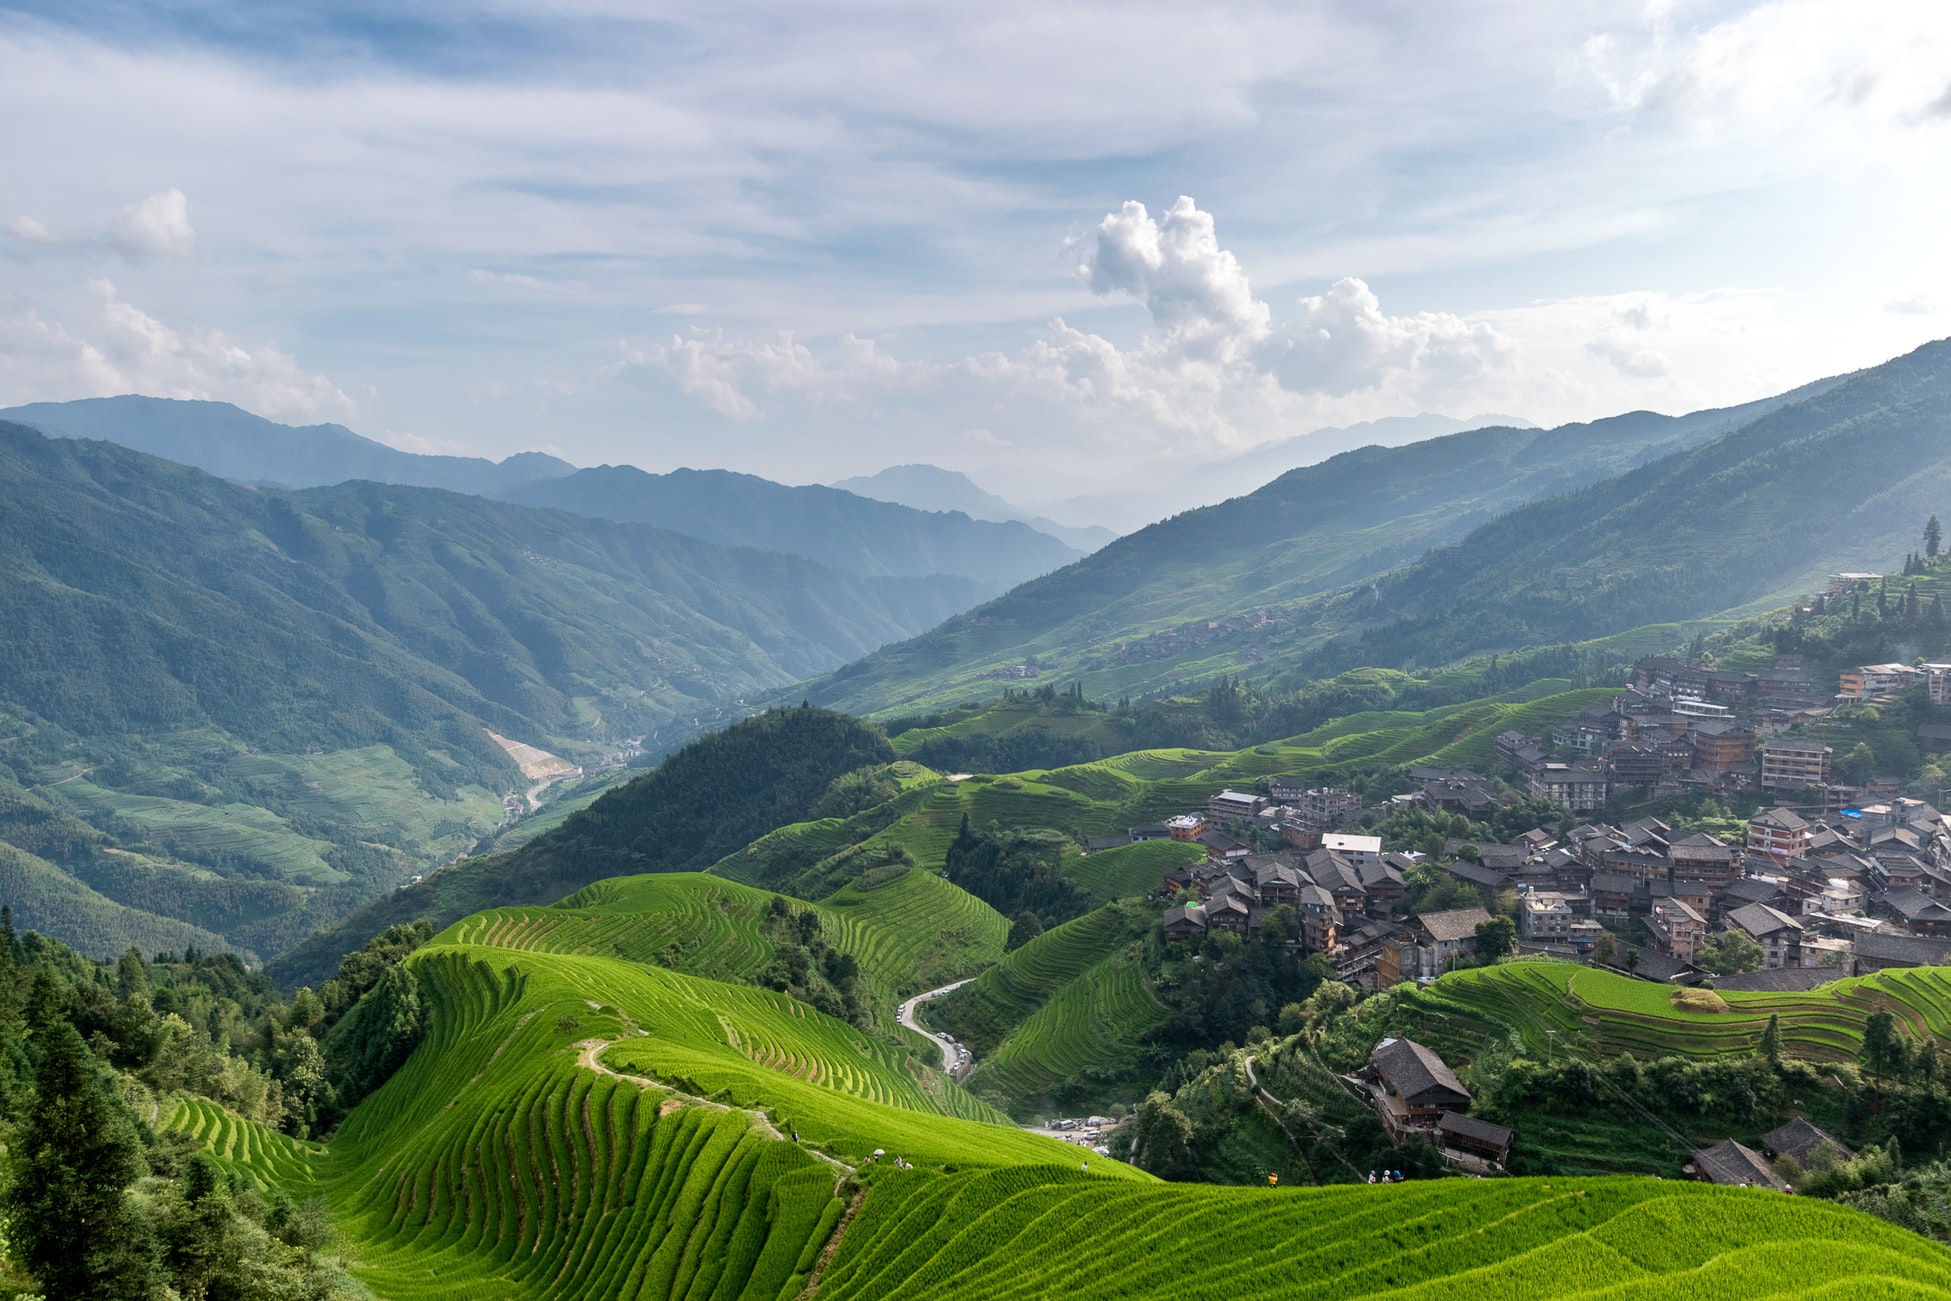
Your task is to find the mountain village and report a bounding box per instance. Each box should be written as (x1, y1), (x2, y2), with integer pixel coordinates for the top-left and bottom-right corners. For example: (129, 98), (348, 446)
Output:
(1125, 606), (1951, 1184)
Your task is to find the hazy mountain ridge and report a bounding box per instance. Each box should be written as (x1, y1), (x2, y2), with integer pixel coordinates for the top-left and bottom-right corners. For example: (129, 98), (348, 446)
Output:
(831, 463), (1120, 552)
(785, 371), (1851, 717)
(1, 394), (577, 496)
(504, 463), (1082, 584)
(1311, 338), (1951, 671)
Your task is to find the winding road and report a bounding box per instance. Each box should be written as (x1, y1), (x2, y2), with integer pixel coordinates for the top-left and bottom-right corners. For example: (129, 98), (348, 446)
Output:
(897, 979), (975, 1079)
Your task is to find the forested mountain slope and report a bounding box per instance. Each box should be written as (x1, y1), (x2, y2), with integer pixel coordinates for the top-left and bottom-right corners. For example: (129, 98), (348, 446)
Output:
(0, 427), (980, 960)
(503, 463), (1082, 585)
(790, 374), (1845, 716)
(1, 394), (576, 495)
(1307, 337), (1951, 672)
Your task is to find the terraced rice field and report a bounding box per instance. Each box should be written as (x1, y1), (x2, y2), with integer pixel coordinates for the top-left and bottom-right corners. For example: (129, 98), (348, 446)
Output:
(819, 1167), (1951, 1300)
(939, 902), (1148, 1045)
(1061, 839), (1203, 902)
(817, 867), (1008, 994)
(327, 950), (851, 1299)
(159, 927), (1951, 1299)
(166, 1095), (326, 1194)
(438, 869), (1005, 1003)
(968, 949), (1169, 1105)
(48, 779), (346, 882)
(1398, 959), (1951, 1062)
(439, 874), (778, 983)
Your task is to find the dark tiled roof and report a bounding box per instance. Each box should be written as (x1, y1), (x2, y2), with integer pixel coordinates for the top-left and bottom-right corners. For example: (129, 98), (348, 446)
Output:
(1437, 1112), (1514, 1148)
(1711, 967), (1839, 993)
(1728, 902), (1801, 937)
(1619, 951), (1697, 983)
(1369, 1038), (1471, 1105)
(1418, 906), (1492, 943)
(1856, 931), (1951, 965)
(1447, 862), (1509, 890)
(1761, 1117), (1852, 1164)
(1723, 878), (1785, 904)
(1690, 1139), (1786, 1189)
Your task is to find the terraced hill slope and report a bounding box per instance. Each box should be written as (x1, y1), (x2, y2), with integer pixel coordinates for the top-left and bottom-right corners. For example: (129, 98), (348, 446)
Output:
(712, 683), (1613, 899)
(819, 1167), (1950, 1301)
(1395, 959), (1951, 1064)
(931, 901), (1168, 1111)
(438, 868), (1007, 1011)
(167, 897), (1951, 1299)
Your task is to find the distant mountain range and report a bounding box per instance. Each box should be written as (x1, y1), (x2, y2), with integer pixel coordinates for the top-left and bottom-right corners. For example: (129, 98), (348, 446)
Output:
(0, 395), (578, 497)
(831, 464), (1119, 553)
(4, 396), (1085, 589)
(506, 464), (1081, 585)
(788, 370), (1855, 717)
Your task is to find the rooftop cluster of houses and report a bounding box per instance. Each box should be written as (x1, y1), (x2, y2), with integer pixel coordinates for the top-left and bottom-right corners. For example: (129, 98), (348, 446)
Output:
(1687, 1118), (1853, 1191)
(1481, 650), (1951, 813)
(1123, 761), (1951, 992)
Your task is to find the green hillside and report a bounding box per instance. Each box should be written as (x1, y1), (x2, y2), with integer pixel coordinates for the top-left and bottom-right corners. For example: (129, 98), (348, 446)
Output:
(819, 1167), (1946, 1300)
(0, 421), (994, 961)
(787, 379), (1841, 717)
(1311, 338), (1951, 674)
(269, 706), (894, 988)
(1397, 959), (1951, 1065)
(931, 901), (1154, 1063)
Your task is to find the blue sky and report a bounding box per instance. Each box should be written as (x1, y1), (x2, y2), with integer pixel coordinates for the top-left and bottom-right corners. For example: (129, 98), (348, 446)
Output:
(2, 0), (1948, 493)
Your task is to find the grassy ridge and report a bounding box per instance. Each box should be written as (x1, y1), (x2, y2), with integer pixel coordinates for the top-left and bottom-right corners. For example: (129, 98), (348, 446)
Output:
(932, 902), (1151, 1056)
(820, 1167), (1951, 1300)
(1061, 840), (1204, 903)
(816, 867), (1009, 996)
(439, 868), (1007, 1018)
(1397, 960), (1951, 1063)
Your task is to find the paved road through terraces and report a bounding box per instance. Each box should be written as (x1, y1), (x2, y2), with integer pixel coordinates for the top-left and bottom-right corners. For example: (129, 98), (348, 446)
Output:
(897, 979), (974, 1079)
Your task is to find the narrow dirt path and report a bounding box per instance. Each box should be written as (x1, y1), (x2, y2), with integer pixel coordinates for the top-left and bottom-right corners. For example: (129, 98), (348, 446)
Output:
(576, 1039), (856, 1179)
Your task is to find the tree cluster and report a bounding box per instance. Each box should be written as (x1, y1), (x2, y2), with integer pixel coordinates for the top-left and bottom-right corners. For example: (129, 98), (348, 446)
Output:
(944, 818), (1090, 931)
(0, 913), (404, 1297)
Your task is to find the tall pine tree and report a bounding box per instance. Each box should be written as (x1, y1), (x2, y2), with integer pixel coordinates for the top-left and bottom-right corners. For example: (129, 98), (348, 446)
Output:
(4, 1023), (157, 1299)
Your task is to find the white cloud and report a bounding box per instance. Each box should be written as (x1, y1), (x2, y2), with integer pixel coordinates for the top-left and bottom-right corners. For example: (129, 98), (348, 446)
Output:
(1886, 292), (1936, 315)
(618, 198), (1532, 463)
(1279, 277), (1513, 398)
(0, 281), (354, 421)
(1080, 197), (1271, 367)
(5, 215), (54, 244)
(6, 187), (196, 260)
(110, 188), (196, 259)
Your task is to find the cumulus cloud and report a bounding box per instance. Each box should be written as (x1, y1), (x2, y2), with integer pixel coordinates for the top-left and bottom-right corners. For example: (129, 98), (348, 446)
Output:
(1886, 292), (1936, 315)
(1580, 295), (1676, 379)
(1080, 197), (1271, 367)
(110, 188), (196, 259)
(6, 188), (196, 260)
(5, 216), (55, 244)
(1278, 277), (1513, 397)
(0, 281), (353, 420)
